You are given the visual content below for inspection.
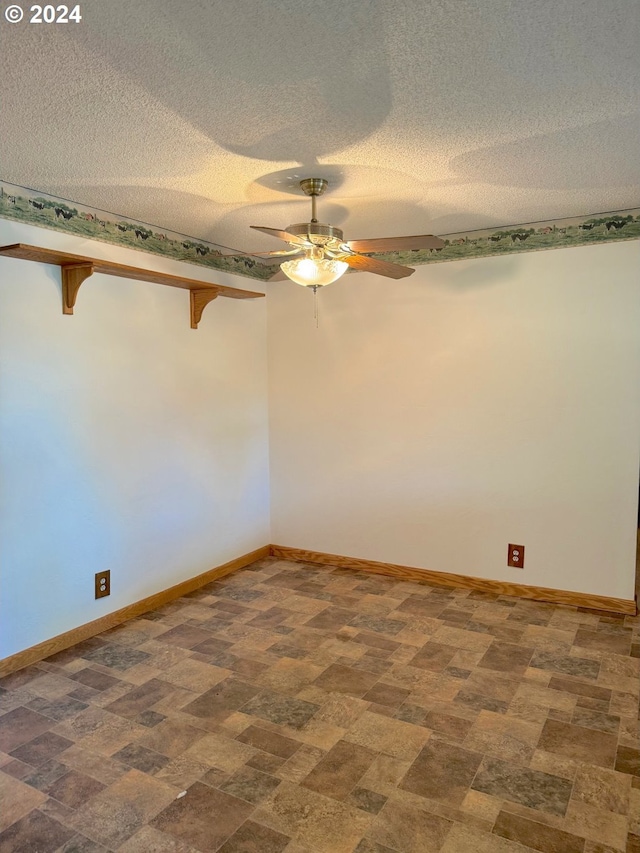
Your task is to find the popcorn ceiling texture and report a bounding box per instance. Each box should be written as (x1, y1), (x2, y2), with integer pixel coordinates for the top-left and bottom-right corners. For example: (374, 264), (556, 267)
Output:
(2, 0), (639, 254)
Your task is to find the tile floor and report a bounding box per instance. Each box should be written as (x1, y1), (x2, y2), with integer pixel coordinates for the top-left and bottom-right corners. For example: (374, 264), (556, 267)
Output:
(0, 557), (639, 853)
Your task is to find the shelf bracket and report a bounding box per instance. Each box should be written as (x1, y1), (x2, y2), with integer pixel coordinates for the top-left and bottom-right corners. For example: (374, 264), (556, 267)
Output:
(190, 287), (220, 329)
(62, 262), (94, 315)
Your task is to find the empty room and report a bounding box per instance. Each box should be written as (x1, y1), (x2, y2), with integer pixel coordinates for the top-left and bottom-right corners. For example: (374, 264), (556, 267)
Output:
(0, 1), (639, 851)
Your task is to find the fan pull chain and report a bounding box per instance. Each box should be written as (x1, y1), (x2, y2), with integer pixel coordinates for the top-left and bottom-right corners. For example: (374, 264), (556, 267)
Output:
(312, 285), (319, 328)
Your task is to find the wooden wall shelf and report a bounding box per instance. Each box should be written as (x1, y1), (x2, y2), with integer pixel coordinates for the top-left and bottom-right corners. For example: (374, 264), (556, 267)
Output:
(0, 244), (265, 328)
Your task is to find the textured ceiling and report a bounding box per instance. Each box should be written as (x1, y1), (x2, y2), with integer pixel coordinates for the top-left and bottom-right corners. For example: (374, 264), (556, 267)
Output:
(2, 0), (639, 255)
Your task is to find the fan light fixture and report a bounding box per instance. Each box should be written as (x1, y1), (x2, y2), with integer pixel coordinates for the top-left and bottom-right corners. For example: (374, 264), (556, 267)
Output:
(248, 177), (445, 288)
(280, 247), (348, 288)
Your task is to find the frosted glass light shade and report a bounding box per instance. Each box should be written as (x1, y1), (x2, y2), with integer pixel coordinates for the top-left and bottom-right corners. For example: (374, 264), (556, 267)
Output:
(280, 256), (348, 287)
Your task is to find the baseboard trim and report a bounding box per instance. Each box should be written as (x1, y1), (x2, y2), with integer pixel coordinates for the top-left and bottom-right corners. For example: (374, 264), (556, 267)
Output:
(269, 545), (637, 616)
(0, 545), (271, 677)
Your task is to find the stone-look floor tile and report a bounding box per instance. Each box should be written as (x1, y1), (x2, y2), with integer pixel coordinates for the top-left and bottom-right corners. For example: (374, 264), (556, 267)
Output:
(55, 744), (126, 786)
(395, 704), (427, 726)
(400, 740), (483, 806)
(104, 677), (176, 719)
(26, 695), (89, 721)
(439, 822), (530, 853)
(75, 713), (147, 758)
(81, 644), (150, 672)
(182, 677), (260, 721)
(562, 800), (629, 851)
(571, 764), (631, 815)
(304, 607), (357, 631)
(256, 659), (325, 696)
(1, 558), (638, 853)
(0, 707), (53, 753)
(460, 789), (503, 824)
(538, 719), (618, 768)
(349, 614), (406, 636)
(37, 793), (75, 825)
(610, 691), (639, 718)
(406, 642), (457, 672)
(288, 716), (345, 752)
(367, 797), (452, 853)
(307, 695), (368, 730)
(136, 717), (208, 758)
(219, 710), (255, 737)
(454, 690), (509, 714)
(151, 781), (254, 851)
(344, 710), (431, 762)
(354, 839), (397, 853)
(236, 723), (301, 758)
(615, 746), (640, 777)
(354, 633), (401, 654)
(431, 625), (493, 653)
(530, 748), (579, 780)
(493, 808), (586, 852)
(531, 651), (601, 680)
(472, 756), (573, 816)
(302, 739), (376, 800)
(59, 834), (112, 853)
(154, 754), (210, 789)
(548, 675), (612, 703)
(240, 690), (319, 730)
(118, 824), (201, 852)
(252, 780), (372, 853)
(220, 765), (281, 804)
(478, 641), (535, 675)
(20, 758), (69, 792)
(156, 623), (221, 648)
(464, 709), (541, 764)
(362, 682), (411, 708)
(217, 819), (291, 853)
(574, 628), (632, 656)
(0, 808), (75, 852)
(349, 786), (388, 814)
(227, 658), (271, 679)
(68, 768), (176, 848)
(247, 752), (286, 774)
(313, 664), (380, 698)
(275, 744), (326, 784)
(160, 659), (233, 693)
(395, 594), (448, 618)
(629, 788), (640, 834)
(185, 731), (256, 773)
(1, 757), (31, 780)
(9, 730), (72, 766)
(0, 771), (47, 831)
(354, 753), (412, 799)
(113, 742), (170, 774)
(422, 709), (473, 740)
(46, 769), (106, 808)
(572, 706), (620, 734)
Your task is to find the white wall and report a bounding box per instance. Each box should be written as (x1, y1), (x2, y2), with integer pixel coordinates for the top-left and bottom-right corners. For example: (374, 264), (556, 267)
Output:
(0, 220), (270, 658)
(268, 240), (640, 602)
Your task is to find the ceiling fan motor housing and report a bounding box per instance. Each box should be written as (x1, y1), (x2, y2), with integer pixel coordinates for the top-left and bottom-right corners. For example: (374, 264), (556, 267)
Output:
(285, 222), (344, 248)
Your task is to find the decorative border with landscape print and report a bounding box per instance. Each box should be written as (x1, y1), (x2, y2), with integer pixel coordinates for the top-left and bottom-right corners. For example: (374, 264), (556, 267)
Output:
(1, 181), (638, 282)
(0, 181), (275, 282)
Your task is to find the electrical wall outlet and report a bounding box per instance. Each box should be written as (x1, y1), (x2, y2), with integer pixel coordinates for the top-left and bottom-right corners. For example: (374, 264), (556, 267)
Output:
(95, 570), (110, 599)
(508, 544), (524, 568)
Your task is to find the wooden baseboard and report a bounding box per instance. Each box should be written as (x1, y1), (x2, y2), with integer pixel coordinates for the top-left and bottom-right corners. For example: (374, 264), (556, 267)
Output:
(0, 545), (270, 677)
(270, 545), (637, 616)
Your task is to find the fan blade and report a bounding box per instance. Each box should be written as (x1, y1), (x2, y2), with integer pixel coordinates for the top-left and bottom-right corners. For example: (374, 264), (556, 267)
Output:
(250, 226), (310, 247)
(346, 234), (445, 253)
(340, 253), (415, 279)
(230, 247), (304, 258)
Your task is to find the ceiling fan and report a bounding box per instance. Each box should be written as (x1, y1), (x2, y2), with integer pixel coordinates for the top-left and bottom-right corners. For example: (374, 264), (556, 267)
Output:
(247, 178), (445, 289)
